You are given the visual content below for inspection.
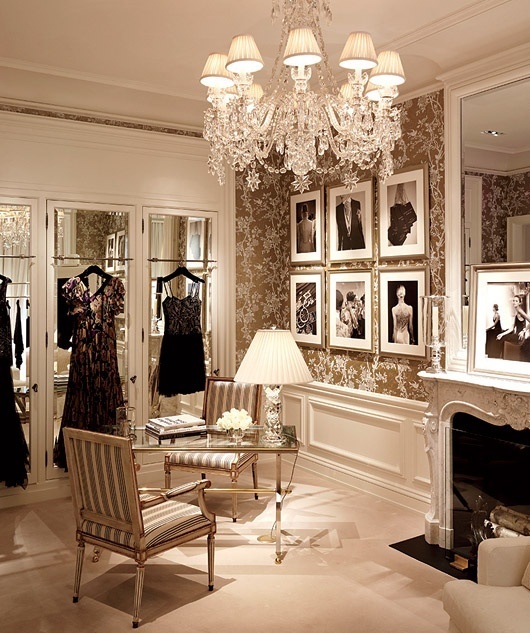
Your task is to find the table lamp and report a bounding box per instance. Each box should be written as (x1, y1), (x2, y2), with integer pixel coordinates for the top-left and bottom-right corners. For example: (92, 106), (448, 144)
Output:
(234, 327), (313, 443)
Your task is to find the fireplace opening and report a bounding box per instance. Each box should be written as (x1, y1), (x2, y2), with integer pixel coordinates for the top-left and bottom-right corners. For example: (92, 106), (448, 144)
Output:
(451, 412), (530, 562)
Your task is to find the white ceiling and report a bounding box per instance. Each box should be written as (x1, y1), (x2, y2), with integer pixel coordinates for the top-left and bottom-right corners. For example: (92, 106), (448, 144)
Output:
(1, 0), (529, 147)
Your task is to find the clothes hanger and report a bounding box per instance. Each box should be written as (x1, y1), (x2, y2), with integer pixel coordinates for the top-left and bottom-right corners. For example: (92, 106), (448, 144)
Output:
(80, 264), (112, 281)
(160, 266), (205, 285)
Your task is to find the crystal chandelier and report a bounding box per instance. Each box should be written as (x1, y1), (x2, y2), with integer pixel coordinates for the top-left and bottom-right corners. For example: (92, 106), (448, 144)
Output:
(0, 205), (30, 250)
(200, 0), (405, 192)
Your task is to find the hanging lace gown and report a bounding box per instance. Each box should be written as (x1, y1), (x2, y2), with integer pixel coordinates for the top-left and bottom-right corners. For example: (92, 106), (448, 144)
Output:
(158, 281), (206, 396)
(0, 277), (30, 488)
(54, 275), (125, 469)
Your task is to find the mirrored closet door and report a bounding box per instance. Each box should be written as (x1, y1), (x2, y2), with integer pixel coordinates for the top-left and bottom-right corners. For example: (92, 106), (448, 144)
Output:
(0, 198), (35, 487)
(144, 208), (215, 421)
(46, 201), (135, 478)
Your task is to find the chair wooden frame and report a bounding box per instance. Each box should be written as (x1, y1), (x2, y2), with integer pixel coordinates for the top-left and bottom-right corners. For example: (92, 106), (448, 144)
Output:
(63, 427), (216, 628)
(164, 376), (262, 521)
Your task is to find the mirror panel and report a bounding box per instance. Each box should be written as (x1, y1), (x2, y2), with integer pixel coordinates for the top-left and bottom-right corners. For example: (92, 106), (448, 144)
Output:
(462, 77), (530, 270)
(444, 49), (530, 371)
(148, 212), (212, 418)
(50, 204), (131, 472)
(1, 203), (32, 479)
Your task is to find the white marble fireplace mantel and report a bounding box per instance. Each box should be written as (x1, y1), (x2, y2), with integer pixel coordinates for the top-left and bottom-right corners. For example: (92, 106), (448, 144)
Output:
(418, 370), (530, 548)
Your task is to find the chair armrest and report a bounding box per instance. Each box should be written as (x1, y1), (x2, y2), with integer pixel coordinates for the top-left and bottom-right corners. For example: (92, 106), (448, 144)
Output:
(165, 479), (211, 498)
(477, 536), (530, 586)
(140, 480), (212, 509)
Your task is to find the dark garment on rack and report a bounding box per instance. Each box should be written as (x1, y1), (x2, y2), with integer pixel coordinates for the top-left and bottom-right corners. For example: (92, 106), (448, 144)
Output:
(14, 299), (24, 369)
(0, 278), (30, 489)
(54, 275), (125, 469)
(26, 300), (30, 347)
(57, 277), (74, 350)
(158, 281), (206, 396)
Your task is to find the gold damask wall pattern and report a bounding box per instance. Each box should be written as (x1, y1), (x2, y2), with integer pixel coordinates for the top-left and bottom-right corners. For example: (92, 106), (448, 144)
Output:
(235, 90), (445, 401)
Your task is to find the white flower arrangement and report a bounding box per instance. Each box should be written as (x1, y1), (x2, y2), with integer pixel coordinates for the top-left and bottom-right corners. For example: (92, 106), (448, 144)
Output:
(216, 408), (253, 432)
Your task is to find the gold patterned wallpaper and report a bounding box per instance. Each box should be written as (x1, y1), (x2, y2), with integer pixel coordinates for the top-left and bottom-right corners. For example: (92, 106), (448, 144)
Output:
(235, 89), (445, 401)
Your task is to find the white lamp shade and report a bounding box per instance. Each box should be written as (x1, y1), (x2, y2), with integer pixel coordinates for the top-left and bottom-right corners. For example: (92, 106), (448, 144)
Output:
(200, 53), (234, 88)
(226, 34), (264, 74)
(339, 32), (377, 70)
(369, 51), (405, 87)
(234, 329), (313, 385)
(283, 28), (322, 67)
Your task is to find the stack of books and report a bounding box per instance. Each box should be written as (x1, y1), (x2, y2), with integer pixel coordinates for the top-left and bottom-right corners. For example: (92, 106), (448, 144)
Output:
(145, 413), (206, 441)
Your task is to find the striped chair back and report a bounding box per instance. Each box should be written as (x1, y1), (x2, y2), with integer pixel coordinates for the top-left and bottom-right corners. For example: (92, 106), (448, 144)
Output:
(63, 428), (143, 544)
(202, 377), (262, 426)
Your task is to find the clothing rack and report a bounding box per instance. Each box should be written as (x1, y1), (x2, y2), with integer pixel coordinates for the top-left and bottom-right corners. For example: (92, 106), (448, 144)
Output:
(7, 295), (30, 299)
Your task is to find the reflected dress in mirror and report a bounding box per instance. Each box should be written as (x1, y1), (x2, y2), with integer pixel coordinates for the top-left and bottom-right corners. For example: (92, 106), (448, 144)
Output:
(0, 276), (29, 488)
(54, 274), (125, 469)
(158, 280), (206, 396)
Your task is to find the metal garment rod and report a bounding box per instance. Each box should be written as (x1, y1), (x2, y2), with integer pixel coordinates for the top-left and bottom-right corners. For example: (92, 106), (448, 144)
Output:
(51, 256), (133, 262)
(148, 257), (216, 263)
(0, 255), (35, 259)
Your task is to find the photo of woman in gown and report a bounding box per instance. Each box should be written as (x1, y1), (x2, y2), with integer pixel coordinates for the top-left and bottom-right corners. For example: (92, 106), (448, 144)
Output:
(496, 295), (530, 361)
(392, 285), (415, 345)
(485, 303), (505, 358)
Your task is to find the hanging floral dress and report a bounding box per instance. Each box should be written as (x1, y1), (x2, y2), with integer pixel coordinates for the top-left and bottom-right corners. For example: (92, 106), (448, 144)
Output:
(0, 276), (30, 488)
(54, 275), (125, 469)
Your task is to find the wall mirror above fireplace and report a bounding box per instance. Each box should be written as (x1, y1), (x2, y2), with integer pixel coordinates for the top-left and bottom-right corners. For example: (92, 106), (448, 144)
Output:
(443, 44), (530, 372)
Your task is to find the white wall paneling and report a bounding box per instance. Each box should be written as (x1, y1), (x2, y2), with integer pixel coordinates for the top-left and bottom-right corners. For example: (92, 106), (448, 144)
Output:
(283, 382), (430, 514)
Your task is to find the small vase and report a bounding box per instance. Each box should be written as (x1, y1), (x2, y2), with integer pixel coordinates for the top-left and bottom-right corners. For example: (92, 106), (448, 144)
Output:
(228, 428), (245, 445)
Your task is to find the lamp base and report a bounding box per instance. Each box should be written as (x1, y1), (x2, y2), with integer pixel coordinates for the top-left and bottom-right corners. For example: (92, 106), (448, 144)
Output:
(263, 385), (283, 443)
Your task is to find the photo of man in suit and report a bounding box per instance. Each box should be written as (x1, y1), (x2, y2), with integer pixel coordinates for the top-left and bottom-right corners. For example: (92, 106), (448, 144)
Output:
(336, 195), (365, 251)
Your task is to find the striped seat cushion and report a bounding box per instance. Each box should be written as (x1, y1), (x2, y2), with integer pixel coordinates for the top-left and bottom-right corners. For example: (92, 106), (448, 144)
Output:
(204, 381), (260, 425)
(81, 499), (211, 549)
(167, 451), (256, 472)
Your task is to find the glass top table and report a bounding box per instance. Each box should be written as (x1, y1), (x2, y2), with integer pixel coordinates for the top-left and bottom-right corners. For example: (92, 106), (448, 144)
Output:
(133, 425), (299, 563)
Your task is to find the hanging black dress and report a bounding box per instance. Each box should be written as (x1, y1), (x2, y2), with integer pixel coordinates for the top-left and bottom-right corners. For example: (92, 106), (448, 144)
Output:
(0, 277), (30, 488)
(54, 275), (125, 469)
(158, 281), (206, 396)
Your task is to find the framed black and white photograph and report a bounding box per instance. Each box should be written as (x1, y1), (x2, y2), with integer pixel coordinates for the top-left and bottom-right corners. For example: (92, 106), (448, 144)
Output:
(327, 179), (373, 262)
(290, 271), (324, 348)
(105, 233), (115, 273)
(115, 230), (126, 272)
(328, 270), (373, 352)
(379, 164), (429, 259)
(379, 267), (428, 358)
(290, 188), (324, 265)
(187, 217), (206, 269)
(469, 263), (530, 380)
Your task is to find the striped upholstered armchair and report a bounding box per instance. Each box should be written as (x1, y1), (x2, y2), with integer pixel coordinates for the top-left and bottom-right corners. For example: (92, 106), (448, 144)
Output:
(164, 376), (262, 522)
(63, 427), (216, 628)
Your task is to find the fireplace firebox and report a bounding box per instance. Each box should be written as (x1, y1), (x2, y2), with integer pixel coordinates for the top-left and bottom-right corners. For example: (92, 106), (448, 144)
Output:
(451, 412), (530, 560)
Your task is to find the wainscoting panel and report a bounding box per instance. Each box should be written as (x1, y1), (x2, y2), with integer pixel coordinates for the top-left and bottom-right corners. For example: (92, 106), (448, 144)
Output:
(283, 382), (430, 513)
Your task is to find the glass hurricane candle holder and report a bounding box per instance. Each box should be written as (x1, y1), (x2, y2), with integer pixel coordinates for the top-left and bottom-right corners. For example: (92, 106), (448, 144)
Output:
(421, 295), (448, 373)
